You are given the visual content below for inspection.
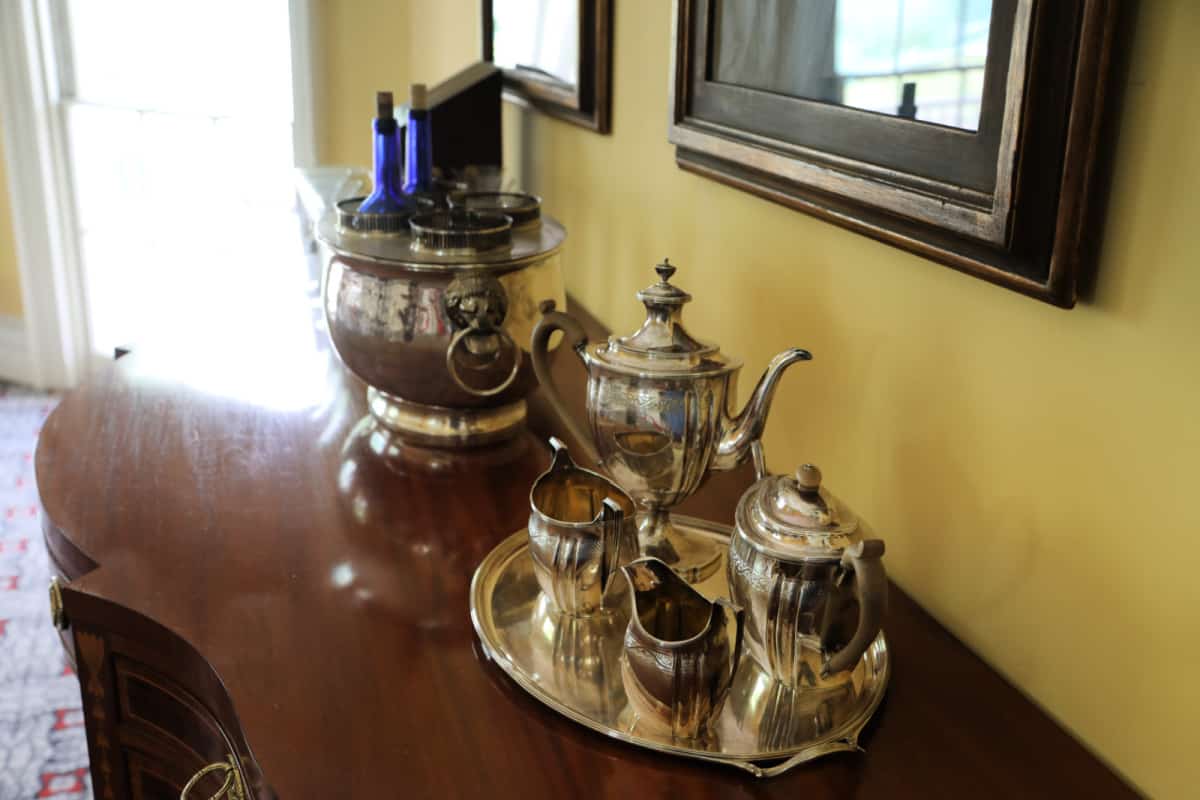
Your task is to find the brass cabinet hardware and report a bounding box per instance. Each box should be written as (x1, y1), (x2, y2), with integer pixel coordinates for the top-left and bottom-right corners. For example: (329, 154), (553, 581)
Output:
(180, 755), (245, 800)
(48, 577), (67, 631)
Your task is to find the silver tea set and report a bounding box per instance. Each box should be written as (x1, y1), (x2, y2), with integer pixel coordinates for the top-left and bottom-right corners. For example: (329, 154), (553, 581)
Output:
(319, 92), (891, 772)
(489, 262), (891, 759)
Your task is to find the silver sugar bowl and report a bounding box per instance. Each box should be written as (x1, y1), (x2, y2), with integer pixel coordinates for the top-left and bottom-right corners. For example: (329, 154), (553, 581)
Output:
(532, 260), (811, 582)
(619, 557), (743, 740)
(728, 455), (887, 688)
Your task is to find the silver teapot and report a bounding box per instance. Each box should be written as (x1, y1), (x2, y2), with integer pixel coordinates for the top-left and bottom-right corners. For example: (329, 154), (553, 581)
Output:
(531, 261), (811, 582)
(728, 454), (887, 688)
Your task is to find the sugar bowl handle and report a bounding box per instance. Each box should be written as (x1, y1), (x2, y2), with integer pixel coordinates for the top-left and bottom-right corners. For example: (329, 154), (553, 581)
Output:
(822, 540), (888, 677)
(531, 301), (598, 462)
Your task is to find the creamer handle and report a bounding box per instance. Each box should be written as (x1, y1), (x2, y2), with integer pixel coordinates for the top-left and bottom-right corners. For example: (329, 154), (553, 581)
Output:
(598, 498), (624, 602)
(822, 540), (887, 677)
(530, 301), (598, 463)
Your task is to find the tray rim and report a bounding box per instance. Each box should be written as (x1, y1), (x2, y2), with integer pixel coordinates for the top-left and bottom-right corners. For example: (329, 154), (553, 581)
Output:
(469, 514), (891, 777)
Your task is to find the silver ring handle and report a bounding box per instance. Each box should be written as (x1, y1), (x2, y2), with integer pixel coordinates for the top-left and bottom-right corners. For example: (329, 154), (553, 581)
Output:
(445, 326), (522, 397)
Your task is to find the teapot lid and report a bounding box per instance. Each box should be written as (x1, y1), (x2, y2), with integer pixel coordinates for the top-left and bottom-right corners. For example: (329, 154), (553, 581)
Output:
(594, 260), (739, 376)
(736, 463), (862, 560)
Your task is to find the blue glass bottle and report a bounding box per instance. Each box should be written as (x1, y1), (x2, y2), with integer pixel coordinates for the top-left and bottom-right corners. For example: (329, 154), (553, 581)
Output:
(357, 91), (411, 215)
(403, 83), (434, 195)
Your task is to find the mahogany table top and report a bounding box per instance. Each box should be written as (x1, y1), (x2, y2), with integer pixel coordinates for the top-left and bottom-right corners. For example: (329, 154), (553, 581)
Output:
(36, 304), (1137, 798)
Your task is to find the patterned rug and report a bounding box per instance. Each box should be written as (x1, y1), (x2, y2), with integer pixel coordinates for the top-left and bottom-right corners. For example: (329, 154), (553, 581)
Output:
(0, 387), (91, 800)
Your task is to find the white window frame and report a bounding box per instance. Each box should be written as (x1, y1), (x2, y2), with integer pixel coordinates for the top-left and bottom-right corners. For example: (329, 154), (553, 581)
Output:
(0, 0), (317, 388)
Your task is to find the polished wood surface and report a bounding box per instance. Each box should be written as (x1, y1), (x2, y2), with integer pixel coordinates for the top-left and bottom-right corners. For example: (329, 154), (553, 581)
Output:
(37, 304), (1138, 798)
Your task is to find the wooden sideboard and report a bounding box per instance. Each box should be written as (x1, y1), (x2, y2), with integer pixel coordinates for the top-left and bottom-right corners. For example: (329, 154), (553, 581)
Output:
(36, 304), (1139, 799)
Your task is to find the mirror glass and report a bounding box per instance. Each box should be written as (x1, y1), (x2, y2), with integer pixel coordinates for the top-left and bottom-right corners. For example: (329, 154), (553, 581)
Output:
(712, 0), (993, 131)
(491, 0), (580, 89)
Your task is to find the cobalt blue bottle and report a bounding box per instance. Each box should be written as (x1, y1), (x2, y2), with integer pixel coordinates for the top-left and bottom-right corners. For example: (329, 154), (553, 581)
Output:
(403, 83), (434, 195)
(357, 91), (411, 216)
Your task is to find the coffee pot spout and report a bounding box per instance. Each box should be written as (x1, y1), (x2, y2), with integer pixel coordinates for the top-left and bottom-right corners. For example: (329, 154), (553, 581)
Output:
(713, 348), (812, 472)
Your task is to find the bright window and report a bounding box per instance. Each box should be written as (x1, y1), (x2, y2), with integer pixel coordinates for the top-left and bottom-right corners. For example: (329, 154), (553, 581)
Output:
(60, 0), (311, 357)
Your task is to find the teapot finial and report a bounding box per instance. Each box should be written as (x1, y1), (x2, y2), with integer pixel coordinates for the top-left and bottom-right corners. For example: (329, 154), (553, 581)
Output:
(655, 258), (676, 283)
(797, 464), (822, 492)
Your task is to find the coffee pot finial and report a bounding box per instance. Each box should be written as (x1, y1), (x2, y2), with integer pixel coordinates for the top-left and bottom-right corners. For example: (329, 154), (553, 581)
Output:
(655, 258), (676, 283)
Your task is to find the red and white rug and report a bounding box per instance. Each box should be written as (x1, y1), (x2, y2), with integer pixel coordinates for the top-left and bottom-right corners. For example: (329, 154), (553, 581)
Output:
(0, 387), (91, 799)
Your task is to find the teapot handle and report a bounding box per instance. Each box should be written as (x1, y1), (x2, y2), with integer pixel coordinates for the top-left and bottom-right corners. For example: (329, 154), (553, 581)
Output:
(822, 540), (888, 677)
(530, 301), (598, 463)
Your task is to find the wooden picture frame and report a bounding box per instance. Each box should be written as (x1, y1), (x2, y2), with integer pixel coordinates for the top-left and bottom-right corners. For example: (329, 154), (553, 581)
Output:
(482, 0), (613, 133)
(668, 0), (1120, 307)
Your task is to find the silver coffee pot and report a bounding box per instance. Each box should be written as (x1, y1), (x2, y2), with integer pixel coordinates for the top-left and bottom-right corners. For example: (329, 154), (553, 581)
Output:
(728, 454), (887, 688)
(531, 260), (811, 582)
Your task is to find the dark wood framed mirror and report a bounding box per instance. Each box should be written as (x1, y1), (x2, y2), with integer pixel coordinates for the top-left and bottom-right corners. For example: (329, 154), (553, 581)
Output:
(482, 0), (613, 133)
(669, 0), (1119, 307)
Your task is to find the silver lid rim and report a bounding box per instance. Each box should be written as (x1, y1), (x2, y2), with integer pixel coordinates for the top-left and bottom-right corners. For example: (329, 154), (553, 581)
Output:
(734, 475), (861, 561)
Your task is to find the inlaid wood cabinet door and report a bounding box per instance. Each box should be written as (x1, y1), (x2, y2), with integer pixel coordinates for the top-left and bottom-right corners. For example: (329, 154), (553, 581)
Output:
(60, 589), (267, 800)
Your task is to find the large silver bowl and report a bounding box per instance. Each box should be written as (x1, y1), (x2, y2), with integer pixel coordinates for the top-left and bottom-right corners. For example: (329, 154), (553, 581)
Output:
(316, 199), (566, 447)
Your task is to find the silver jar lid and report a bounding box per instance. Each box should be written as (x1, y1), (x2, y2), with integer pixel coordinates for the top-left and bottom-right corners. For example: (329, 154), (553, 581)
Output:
(591, 260), (740, 376)
(409, 210), (512, 253)
(735, 463), (862, 561)
(448, 192), (542, 228)
(316, 200), (565, 272)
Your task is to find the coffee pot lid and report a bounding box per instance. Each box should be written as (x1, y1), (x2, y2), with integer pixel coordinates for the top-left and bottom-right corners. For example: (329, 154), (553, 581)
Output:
(736, 463), (862, 560)
(597, 260), (737, 375)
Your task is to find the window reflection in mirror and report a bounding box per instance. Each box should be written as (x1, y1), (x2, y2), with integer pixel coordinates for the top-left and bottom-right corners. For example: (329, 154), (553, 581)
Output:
(713, 0), (993, 131)
(491, 0), (580, 89)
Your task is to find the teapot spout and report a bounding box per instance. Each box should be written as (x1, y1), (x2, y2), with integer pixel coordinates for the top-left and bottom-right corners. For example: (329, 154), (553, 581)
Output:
(713, 348), (811, 472)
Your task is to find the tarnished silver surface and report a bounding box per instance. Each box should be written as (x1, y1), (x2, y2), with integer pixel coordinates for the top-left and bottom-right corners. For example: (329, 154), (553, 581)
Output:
(528, 438), (638, 616)
(470, 516), (890, 777)
(620, 558), (743, 740)
(320, 207), (565, 446)
(729, 452), (889, 686)
(531, 262), (811, 581)
(367, 390), (527, 447)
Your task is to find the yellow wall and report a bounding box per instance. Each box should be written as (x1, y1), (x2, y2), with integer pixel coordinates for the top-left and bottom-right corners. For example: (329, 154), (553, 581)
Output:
(315, 0), (489, 166)
(317, 3), (1198, 796)
(0, 112), (25, 317)
(314, 0), (409, 165)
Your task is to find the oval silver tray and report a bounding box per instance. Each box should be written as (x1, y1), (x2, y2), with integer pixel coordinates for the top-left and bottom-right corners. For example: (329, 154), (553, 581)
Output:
(470, 515), (890, 777)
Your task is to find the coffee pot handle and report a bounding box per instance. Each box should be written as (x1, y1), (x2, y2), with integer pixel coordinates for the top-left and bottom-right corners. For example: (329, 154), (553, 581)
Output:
(531, 301), (599, 463)
(822, 540), (888, 677)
